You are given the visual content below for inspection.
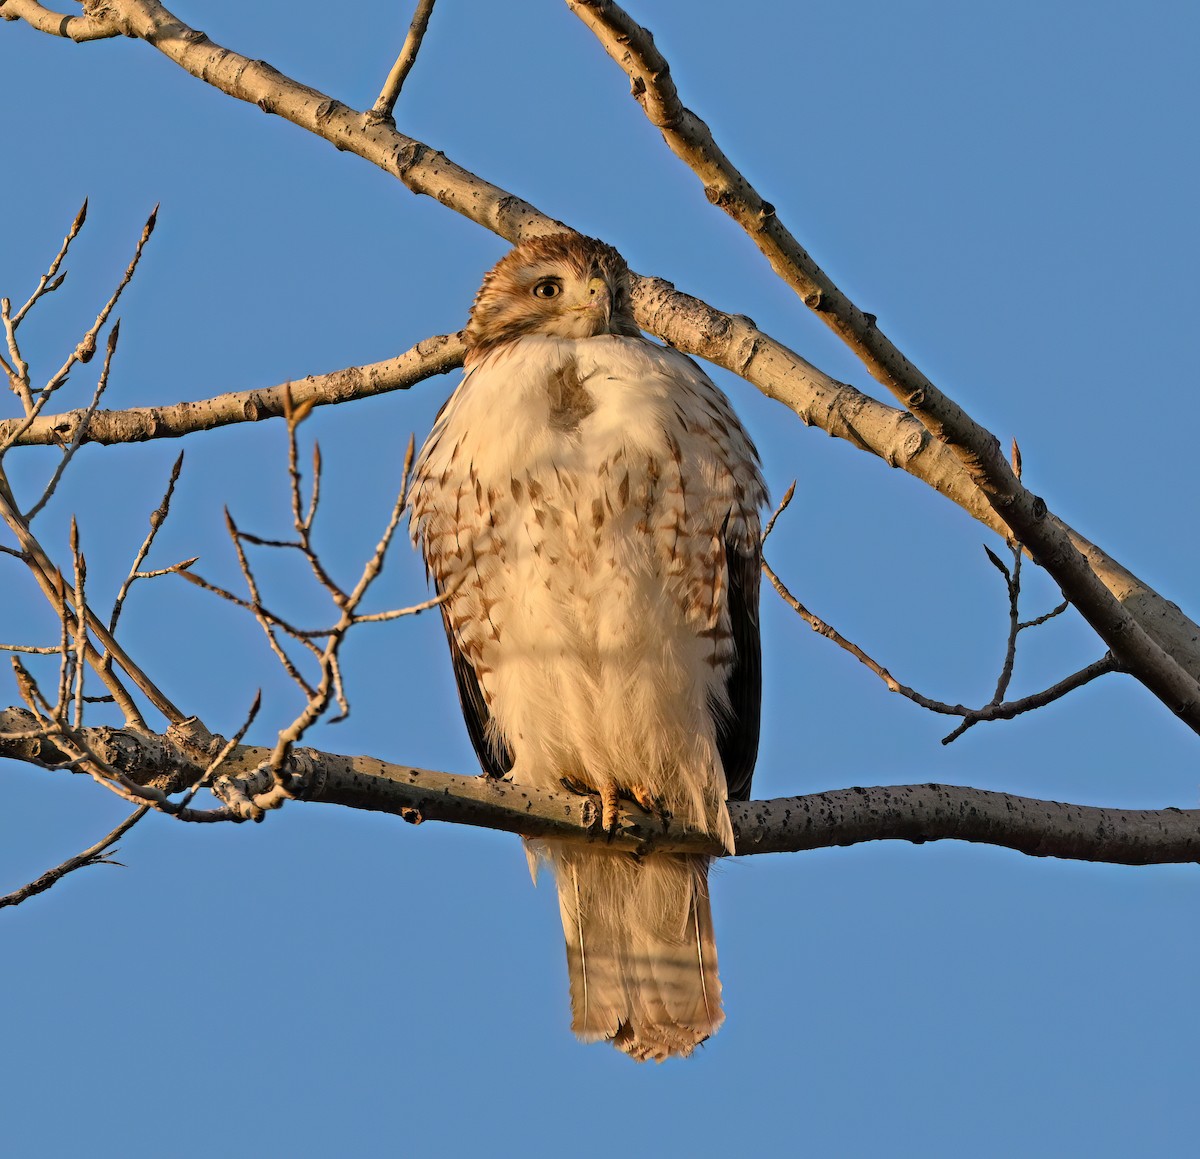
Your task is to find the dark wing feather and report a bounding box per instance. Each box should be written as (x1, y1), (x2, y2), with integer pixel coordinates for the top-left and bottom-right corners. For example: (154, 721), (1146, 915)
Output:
(715, 537), (762, 802)
(437, 585), (513, 780)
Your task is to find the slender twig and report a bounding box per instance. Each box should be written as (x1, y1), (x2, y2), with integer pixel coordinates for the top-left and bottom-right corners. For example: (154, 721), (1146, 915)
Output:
(108, 451), (185, 633)
(1022, 601), (1068, 631)
(0, 468), (173, 728)
(13, 198), (88, 325)
(1, 296), (32, 410)
(253, 435), (418, 797)
(761, 480), (796, 545)
(352, 588), (451, 624)
(24, 319), (121, 520)
(1, 208), (157, 456)
(173, 567), (327, 643)
(223, 508), (320, 696)
(305, 442), (320, 532)
(53, 572), (72, 722)
(69, 519), (86, 729)
(961, 530), (1077, 743)
(40, 208), (155, 399)
(763, 547), (1117, 737)
(371, 0), (438, 121)
(762, 557), (927, 703)
(986, 540), (1023, 706)
(282, 390), (345, 603)
(940, 655), (1119, 744)
(0, 805), (149, 910)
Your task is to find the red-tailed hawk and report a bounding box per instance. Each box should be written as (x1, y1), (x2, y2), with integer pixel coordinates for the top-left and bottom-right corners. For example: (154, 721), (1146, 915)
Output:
(409, 235), (766, 1060)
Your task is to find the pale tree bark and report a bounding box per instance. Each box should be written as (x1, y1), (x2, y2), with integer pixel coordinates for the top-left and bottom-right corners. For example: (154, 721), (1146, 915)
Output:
(3, 710), (1197, 866)
(1, 0), (1198, 907)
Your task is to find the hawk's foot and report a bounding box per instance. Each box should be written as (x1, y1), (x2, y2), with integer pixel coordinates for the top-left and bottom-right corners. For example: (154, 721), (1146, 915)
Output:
(624, 783), (672, 833)
(560, 775), (621, 836)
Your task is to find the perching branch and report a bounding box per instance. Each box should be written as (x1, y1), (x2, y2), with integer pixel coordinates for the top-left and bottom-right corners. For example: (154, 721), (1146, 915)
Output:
(0, 709), (1195, 868)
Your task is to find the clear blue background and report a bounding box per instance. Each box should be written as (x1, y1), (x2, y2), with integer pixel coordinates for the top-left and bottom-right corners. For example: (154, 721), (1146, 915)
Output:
(2, 3), (1198, 1155)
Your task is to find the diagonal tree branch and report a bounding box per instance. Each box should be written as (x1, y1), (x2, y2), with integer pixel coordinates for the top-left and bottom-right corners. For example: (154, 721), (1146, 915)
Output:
(567, 0), (1200, 731)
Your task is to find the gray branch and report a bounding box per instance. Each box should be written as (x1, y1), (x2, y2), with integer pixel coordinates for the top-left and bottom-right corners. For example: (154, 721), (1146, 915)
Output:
(2, 710), (1195, 866)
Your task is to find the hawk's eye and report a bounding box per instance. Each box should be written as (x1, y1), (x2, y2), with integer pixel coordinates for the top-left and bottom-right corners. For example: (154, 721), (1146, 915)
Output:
(532, 279), (561, 300)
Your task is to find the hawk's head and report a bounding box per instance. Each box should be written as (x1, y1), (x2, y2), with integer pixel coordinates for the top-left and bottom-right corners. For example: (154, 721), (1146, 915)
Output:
(464, 234), (640, 363)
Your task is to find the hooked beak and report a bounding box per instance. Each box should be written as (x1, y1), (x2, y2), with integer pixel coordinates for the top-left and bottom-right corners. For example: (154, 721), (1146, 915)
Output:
(572, 275), (613, 324)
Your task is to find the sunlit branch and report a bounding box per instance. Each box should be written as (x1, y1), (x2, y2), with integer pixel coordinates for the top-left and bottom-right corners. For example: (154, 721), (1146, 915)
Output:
(371, 0), (437, 122)
(569, 0), (1200, 731)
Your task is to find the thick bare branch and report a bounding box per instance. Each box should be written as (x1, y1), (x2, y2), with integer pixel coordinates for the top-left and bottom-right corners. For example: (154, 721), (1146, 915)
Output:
(1, 709), (1195, 865)
(0, 0), (120, 41)
(569, 0), (1200, 733)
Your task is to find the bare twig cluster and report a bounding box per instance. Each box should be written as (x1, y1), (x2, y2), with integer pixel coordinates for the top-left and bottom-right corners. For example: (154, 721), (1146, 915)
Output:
(762, 455), (1119, 744)
(0, 211), (439, 900)
(178, 393), (446, 820)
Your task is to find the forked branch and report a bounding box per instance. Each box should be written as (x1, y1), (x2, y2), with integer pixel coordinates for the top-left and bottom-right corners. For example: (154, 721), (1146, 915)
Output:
(762, 485), (1118, 741)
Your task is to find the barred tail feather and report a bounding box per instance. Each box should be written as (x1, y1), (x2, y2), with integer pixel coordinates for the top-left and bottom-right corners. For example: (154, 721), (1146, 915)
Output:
(549, 844), (723, 1062)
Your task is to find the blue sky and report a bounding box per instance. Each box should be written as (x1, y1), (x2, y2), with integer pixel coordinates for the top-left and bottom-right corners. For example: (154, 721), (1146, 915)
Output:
(2, 3), (1199, 1155)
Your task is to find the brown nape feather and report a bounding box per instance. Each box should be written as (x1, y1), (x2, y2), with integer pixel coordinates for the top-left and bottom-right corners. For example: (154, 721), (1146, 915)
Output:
(464, 233), (640, 363)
